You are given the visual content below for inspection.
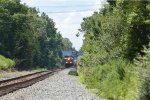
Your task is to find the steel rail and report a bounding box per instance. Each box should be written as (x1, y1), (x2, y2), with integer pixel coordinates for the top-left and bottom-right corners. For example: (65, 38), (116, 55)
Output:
(0, 68), (64, 96)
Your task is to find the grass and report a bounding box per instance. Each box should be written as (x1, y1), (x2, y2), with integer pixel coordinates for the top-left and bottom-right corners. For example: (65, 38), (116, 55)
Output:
(78, 59), (142, 100)
(68, 70), (78, 76)
(31, 67), (48, 71)
(0, 71), (32, 78)
(0, 55), (15, 70)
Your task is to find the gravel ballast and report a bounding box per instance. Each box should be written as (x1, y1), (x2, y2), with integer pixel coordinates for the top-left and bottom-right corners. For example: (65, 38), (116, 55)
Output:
(0, 68), (104, 100)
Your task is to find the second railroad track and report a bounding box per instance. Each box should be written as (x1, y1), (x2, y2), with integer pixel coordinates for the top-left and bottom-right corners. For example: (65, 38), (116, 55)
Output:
(0, 68), (64, 96)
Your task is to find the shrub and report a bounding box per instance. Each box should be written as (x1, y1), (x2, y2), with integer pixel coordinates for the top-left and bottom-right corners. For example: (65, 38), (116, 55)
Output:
(78, 59), (141, 100)
(134, 46), (150, 100)
(68, 70), (78, 76)
(0, 55), (15, 70)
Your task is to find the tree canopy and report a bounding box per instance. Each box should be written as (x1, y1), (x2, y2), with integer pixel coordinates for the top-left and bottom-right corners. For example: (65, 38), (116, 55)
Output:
(0, 0), (72, 69)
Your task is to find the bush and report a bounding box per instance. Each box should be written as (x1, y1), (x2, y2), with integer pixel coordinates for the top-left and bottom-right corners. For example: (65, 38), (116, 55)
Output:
(78, 59), (142, 100)
(134, 47), (150, 100)
(0, 55), (15, 70)
(68, 70), (78, 76)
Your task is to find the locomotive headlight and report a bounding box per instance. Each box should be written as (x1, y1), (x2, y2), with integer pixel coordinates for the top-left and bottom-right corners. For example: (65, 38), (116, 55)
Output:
(70, 62), (72, 63)
(66, 62), (68, 63)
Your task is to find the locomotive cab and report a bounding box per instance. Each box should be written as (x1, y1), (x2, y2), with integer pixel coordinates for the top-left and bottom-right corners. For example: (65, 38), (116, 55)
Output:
(64, 56), (74, 67)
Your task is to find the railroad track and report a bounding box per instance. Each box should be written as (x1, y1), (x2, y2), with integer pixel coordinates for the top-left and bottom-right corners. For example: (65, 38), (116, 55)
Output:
(0, 68), (64, 96)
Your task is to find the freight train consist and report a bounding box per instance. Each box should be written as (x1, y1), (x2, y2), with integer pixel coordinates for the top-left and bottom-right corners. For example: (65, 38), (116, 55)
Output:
(62, 51), (77, 67)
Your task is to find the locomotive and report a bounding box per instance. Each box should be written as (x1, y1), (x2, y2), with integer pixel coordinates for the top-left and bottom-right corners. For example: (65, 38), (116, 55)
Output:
(62, 50), (77, 68)
(64, 56), (74, 67)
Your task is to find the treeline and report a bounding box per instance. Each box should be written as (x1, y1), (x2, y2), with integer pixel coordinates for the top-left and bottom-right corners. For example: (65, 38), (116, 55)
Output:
(0, 0), (72, 70)
(78, 0), (150, 100)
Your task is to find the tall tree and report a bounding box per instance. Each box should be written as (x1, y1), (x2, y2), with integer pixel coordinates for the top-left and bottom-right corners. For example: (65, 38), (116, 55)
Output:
(0, 0), (67, 69)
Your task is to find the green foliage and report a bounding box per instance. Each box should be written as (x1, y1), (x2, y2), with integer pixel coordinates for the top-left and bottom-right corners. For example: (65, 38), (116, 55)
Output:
(78, 59), (141, 100)
(31, 67), (47, 71)
(0, 55), (15, 70)
(0, 0), (68, 70)
(68, 70), (78, 76)
(134, 46), (150, 100)
(78, 0), (150, 100)
(62, 38), (73, 50)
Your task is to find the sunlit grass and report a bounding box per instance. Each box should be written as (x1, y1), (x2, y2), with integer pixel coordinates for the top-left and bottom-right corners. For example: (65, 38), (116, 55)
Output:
(0, 71), (33, 79)
(78, 59), (142, 100)
(31, 67), (48, 71)
(0, 55), (15, 70)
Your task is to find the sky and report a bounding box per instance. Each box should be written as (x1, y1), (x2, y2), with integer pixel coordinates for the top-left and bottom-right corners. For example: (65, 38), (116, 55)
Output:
(21, 0), (106, 50)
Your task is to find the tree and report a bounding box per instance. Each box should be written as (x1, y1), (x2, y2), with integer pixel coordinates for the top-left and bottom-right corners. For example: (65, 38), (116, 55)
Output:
(62, 38), (73, 50)
(0, 0), (67, 69)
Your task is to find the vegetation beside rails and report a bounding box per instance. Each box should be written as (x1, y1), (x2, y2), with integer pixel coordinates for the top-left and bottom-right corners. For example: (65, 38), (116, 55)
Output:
(0, 71), (32, 79)
(78, 0), (150, 100)
(30, 67), (48, 71)
(0, 55), (15, 70)
(68, 70), (78, 76)
(78, 59), (146, 100)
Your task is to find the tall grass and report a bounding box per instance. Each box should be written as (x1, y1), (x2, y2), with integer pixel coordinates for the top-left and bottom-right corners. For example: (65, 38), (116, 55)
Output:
(0, 55), (15, 70)
(78, 59), (142, 100)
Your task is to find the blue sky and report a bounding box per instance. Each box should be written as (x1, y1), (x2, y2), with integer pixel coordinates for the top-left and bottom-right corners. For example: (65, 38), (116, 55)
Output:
(21, 0), (106, 50)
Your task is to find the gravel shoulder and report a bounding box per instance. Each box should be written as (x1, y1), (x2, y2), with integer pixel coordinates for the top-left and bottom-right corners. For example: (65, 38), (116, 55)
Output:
(0, 68), (104, 100)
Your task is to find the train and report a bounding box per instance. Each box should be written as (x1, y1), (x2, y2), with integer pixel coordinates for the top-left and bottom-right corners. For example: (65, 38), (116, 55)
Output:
(64, 56), (74, 67)
(62, 50), (77, 68)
